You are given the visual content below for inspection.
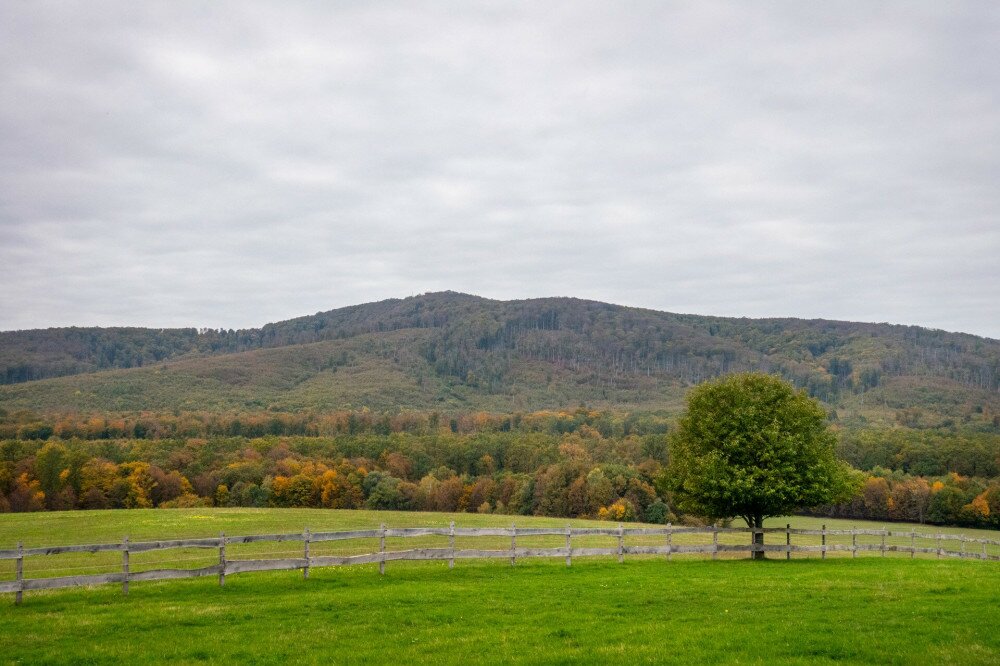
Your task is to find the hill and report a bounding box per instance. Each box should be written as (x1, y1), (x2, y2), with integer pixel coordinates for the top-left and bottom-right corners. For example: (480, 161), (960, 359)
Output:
(1, 292), (998, 426)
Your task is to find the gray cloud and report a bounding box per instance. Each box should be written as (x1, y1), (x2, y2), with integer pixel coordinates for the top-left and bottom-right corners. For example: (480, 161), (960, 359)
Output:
(1, 1), (998, 337)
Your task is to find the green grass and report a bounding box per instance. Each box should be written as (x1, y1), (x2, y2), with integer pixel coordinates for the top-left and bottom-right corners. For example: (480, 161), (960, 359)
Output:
(1, 510), (1000, 664)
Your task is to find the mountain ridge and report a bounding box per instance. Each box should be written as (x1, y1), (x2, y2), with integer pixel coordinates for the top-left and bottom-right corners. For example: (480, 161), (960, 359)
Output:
(6, 290), (998, 340)
(1, 292), (998, 427)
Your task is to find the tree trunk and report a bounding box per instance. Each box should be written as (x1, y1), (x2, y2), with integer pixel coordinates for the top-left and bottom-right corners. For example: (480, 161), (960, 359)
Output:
(752, 515), (765, 560)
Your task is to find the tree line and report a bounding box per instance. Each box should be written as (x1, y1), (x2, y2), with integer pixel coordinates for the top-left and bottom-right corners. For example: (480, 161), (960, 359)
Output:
(2, 426), (998, 529)
(807, 470), (996, 527)
(0, 407), (669, 441)
(0, 431), (670, 524)
(3, 407), (997, 479)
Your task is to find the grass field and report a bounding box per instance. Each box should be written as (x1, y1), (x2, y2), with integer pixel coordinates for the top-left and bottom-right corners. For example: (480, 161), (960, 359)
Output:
(2, 510), (1000, 664)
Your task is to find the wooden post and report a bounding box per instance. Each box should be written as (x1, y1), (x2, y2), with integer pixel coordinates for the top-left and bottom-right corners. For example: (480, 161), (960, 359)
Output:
(960, 535), (966, 558)
(219, 532), (226, 587)
(821, 525), (826, 560)
(449, 521), (455, 570)
(785, 524), (791, 560)
(937, 533), (942, 559)
(711, 526), (718, 561)
(122, 536), (130, 596)
(303, 528), (310, 580)
(881, 527), (886, 558)
(984, 541), (988, 561)
(379, 524), (386, 575)
(618, 523), (624, 564)
(851, 527), (857, 559)
(15, 542), (23, 606)
(666, 523), (672, 561)
(565, 525), (572, 567)
(911, 531), (915, 559)
(510, 523), (516, 566)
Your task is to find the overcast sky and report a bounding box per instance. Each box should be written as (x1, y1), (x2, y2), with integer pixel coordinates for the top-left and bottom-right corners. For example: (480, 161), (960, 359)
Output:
(1, 2), (998, 338)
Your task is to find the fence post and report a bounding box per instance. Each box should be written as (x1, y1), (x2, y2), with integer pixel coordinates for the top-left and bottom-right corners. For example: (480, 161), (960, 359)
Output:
(786, 524), (791, 560)
(960, 535), (966, 558)
(711, 526), (718, 561)
(821, 525), (826, 560)
(15, 542), (23, 606)
(122, 536), (130, 596)
(379, 524), (386, 575)
(565, 525), (572, 567)
(449, 521), (455, 570)
(303, 528), (310, 580)
(510, 523), (516, 566)
(881, 527), (886, 558)
(666, 523), (672, 561)
(851, 527), (857, 559)
(219, 532), (226, 587)
(618, 523), (624, 564)
(936, 533), (942, 559)
(911, 531), (915, 559)
(984, 541), (988, 561)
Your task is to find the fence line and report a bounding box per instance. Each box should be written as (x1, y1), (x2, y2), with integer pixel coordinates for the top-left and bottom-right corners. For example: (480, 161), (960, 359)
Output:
(2, 523), (998, 604)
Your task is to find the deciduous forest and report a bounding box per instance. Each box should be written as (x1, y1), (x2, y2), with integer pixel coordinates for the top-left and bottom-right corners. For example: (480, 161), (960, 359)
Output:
(2, 408), (997, 528)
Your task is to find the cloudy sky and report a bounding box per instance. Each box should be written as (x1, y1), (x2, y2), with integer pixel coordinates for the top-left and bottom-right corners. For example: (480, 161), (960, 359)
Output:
(1, 2), (998, 338)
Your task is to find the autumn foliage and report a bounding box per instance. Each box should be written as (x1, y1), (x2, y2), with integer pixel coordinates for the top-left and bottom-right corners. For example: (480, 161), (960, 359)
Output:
(1, 407), (998, 528)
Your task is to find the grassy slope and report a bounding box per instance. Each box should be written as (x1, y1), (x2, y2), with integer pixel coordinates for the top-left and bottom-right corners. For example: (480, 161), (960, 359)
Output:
(1, 510), (1000, 664)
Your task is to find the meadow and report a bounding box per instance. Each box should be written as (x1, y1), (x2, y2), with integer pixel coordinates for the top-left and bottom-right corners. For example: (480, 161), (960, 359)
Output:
(1, 510), (999, 664)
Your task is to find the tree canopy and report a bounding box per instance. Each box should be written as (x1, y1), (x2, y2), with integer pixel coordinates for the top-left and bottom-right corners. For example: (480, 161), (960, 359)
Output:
(666, 373), (860, 552)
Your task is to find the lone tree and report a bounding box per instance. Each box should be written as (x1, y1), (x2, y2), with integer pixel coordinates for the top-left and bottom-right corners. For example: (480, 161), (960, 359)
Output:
(666, 373), (859, 558)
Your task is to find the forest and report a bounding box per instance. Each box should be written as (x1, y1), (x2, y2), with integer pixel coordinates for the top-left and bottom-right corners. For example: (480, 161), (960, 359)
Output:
(2, 407), (998, 529)
(3, 293), (998, 425)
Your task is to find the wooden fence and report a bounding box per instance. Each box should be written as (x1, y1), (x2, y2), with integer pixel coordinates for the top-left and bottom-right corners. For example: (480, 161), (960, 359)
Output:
(2, 523), (998, 604)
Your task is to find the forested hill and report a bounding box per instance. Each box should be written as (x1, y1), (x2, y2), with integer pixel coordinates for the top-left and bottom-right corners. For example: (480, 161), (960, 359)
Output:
(0, 292), (495, 383)
(1, 291), (998, 425)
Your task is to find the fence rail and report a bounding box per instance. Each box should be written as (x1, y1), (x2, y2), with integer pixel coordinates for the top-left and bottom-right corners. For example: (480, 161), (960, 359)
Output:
(3, 523), (998, 604)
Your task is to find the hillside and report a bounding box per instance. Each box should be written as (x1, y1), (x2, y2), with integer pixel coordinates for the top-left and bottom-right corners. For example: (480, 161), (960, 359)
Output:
(1, 292), (998, 426)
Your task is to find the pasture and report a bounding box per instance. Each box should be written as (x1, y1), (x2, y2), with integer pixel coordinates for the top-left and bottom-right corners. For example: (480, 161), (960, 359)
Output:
(1, 510), (999, 664)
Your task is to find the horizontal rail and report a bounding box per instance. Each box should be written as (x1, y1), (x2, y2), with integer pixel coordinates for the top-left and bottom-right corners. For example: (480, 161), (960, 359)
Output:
(129, 538), (221, 553)
(130, 566), (222, 582)
(310, 553), (384, 566)
(225, 533), (304, 545)
(3, 543), (125, 558)
(225, 558), (307, 574)
(310, 529), (381, 542)
(23, 573), (125, 591)
(384, 527), (452, 537)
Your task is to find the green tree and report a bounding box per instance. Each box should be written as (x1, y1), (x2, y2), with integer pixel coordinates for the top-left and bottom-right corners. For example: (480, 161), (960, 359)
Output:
(666, 373), (859, 558)
(33, 442), (68, 508)
(927, 485), (966, 525)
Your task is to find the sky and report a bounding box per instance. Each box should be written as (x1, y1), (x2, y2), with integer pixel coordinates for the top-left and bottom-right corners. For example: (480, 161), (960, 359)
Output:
(1, 2), (998, 338)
